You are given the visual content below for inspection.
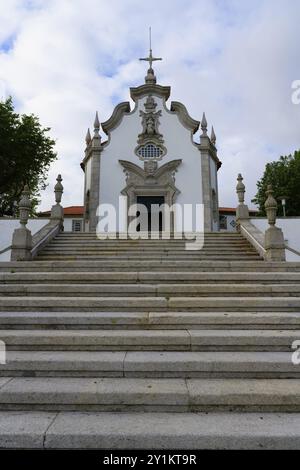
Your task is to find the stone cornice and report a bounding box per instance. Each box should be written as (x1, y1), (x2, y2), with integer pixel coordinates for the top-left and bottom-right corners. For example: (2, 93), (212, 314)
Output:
(102, 102), (131, 135)
(170, 101), (200, 134)
(81, 141), (103, 168)
(197, 140), (222, 170)
(130, 84), (171, 102)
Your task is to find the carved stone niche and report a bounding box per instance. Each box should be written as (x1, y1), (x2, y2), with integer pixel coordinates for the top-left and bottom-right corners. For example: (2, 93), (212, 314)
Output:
(119, 159), (182, 231)
(135, 95), (166, 160)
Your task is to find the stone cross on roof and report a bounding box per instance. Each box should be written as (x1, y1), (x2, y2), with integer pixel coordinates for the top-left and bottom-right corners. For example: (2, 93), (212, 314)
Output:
(139, 27), (162, 84)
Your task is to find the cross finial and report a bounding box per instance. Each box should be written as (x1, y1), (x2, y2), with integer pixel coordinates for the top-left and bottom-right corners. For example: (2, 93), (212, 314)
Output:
(139, 27), (162, 83)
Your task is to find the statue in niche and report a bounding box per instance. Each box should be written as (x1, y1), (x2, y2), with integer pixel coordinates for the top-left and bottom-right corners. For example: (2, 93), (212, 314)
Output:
(135, 94), (166, 159)
(146, 116), (155, 135)
(138, 97), (164, 145)
(138, 110), (163, 144)
(144, 95), (157, 112)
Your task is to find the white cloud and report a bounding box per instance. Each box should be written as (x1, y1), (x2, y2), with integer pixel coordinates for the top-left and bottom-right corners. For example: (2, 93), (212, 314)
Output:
(0, 0), (299, 211)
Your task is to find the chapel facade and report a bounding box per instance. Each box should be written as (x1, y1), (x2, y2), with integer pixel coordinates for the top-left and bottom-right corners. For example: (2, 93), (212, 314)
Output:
(81, 50), (221, 233)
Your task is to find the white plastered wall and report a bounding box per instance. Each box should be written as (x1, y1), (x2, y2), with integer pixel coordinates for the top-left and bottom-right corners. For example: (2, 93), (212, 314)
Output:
(99, 96), (203, 231)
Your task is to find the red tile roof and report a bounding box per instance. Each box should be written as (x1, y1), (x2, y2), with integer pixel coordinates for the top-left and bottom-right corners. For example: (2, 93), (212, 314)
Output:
(39, 206), (84, 216)
(39, 206), (257, 216)
(63, 206), (84, 215)
(219, 207), (258, 214)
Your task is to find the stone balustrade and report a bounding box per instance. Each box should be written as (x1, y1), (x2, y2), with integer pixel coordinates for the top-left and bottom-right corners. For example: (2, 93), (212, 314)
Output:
(10, 175), (64, 261)
(235, 174), (286, 262)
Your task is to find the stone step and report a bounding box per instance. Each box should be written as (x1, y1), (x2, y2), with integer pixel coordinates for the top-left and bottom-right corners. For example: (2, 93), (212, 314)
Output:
(0, 311), (299, 330)
(0, 377), (300, 412)
(0, 296), (167, 311)
(1, 271), (300, 284)
(38, 254), (259, 260)
(48, 243), (250, 249)
(54, 232), (246, 237)
(1, 410), (300, 449)
(40, 249), (258, 257)
(51, 246), (252, 252)
(49, 241), (250, 248)
(56, 232), (245, 237)
(3, 261), (300, 273)
(1, 283), (300, 297)
(46, 245), (254, 252)
(36, 254), (261, 261)
(0, 296), (299, 312)
(54, 238), (246, 244)
(43, 243), (255, 250)
(38, 246), (258, 253)
(0, 351), (298, 378)
(0, 329), (298, 351)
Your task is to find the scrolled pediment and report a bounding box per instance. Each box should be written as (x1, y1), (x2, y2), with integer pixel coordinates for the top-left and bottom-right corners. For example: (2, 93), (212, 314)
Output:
(130, 84), (171, 102)
(102, 102), (131, 135)
(170, 101), (199, 134)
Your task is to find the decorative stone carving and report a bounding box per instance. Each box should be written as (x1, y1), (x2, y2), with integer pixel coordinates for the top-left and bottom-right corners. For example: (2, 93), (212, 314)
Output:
(211, 126), (216, 145)
(264, 185), (286, 261)
(201, 112), (208, 136)
(144, 160), (158, 176)
(51, 174), (64, 228)
(119, 159), (181, 232)
(119, 159), (181, 194)
(18, 185), (31, 227)
(144, 95), (157, 112)
(135, 95), (166, 160)
(54, 174), (63, 204)
(130, 84), (171, 103)
(235, 173), (249, 224)
(137, 100), (163, 144)
(265, 185), (278, 226)
(236, 173), (245, 204)
(85, 128), (91, 146)
(94, 111), (100, 136)
(11, 185), (32, 261)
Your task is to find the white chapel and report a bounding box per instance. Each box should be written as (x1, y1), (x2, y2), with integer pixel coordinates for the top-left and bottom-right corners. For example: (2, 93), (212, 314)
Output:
(81, 48), (221, 233)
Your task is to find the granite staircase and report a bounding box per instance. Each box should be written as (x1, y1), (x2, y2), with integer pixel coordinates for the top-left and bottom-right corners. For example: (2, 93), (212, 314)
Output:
(0, 231), (300, 448)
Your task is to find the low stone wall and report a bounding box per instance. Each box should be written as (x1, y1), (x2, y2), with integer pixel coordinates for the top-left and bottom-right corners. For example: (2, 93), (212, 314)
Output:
(0, 218), (50, 261)
(250, 217), (300, 262)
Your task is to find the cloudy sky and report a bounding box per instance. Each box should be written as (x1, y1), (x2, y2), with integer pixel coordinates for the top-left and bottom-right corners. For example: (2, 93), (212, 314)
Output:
(0, 0), (299, 211)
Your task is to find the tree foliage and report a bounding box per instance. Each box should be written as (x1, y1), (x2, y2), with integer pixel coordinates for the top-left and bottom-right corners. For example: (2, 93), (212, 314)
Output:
(0, 97), (57, 216)
(252, 150), (300, 216)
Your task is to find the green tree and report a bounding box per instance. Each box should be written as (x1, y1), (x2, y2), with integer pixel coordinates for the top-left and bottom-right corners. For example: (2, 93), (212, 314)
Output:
(0, 97), (57, 216)
(252, 150), (300, 216)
